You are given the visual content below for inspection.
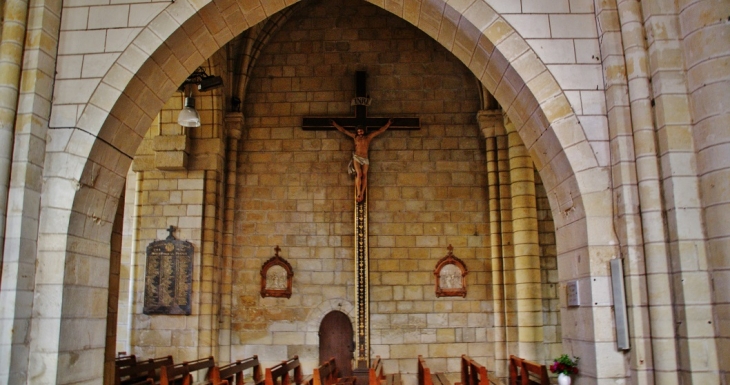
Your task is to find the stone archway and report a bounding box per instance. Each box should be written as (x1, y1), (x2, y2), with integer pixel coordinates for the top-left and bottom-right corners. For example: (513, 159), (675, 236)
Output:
(10, 0), (619, 383)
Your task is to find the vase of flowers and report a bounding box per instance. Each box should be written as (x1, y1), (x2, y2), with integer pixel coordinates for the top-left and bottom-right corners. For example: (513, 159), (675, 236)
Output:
(550, 354), (579, 385)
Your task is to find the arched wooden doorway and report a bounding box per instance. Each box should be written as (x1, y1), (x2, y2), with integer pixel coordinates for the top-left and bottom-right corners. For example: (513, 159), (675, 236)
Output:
(319, 311), (354, 377)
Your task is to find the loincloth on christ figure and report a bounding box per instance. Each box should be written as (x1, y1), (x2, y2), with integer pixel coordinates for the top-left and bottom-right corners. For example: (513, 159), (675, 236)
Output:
(348, 153), (369, 176)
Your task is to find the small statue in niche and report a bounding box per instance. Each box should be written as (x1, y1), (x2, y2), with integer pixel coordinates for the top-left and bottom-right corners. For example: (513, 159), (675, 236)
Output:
(260, 246), (293, 298)
(434, 244), (468, 298)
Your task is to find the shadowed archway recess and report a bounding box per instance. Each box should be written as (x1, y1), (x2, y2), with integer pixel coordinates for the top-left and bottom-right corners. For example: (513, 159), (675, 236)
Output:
(30, 0), (617, 383)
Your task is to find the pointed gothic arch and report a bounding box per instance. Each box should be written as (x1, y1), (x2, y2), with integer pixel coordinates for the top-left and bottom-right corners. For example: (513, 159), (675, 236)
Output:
(23, 0), (619, 382)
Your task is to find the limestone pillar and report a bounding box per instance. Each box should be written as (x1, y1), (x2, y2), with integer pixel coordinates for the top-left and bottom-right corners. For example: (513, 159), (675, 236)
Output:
(619, 0), (720, 383)
(0, 0), (59, 381)
(479, 110), (508, 377)
(595, 1), (657, 383)
(219, 112), (243, 364)
(0, 0), (29, 275)
(676, 0), (729, 382)
(0, 0), (30, 381)
(620, 0), (680, 382)
(505, 119), (542, 360)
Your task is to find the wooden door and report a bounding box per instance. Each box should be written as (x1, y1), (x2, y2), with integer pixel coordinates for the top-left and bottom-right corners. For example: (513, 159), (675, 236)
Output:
(319, 311), (354, 377)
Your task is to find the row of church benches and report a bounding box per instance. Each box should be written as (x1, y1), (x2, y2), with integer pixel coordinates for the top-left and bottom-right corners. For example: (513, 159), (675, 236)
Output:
(418, 354), (554, 385)
(117, 352), (549, 385)
(417, 355), (494, 385)
(116, 354), (267, 385)
(418, 354), (553, 385)
(116, 354), (350, 385)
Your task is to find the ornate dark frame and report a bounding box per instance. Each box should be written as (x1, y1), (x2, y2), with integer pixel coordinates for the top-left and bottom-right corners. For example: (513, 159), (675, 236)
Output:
(433, 244), (468, 298)
(260, 246), (294, 298)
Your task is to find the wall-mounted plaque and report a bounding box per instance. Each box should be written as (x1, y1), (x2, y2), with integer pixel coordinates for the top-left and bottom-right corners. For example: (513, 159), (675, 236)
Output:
(261, 246), (293, 298)
(434, 244), (468, 298)
(143, 226), (193, 315)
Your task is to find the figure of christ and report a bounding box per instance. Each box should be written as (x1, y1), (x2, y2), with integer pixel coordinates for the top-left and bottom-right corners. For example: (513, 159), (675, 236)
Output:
(331, 119), (393, 202)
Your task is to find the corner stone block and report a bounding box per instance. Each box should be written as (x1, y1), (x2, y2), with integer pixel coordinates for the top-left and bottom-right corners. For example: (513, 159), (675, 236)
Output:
(155, 150), (188, 170)
(153, 134), (190, 152)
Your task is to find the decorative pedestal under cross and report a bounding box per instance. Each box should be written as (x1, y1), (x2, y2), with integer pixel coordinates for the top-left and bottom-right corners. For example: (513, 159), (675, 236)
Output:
(302, 71), (420, 368)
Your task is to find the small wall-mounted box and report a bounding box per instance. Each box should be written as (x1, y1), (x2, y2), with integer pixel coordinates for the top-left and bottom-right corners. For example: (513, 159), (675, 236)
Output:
(566, 280), (580, 307)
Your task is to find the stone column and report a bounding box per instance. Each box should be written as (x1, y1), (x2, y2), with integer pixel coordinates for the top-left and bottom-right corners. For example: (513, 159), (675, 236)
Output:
(479, 110), (508, 377)
(664, 0), (730, 384)
(505, 118), (542, 360)
(0, 0), (29, 276)
(219, 112), (243, 364)
(595, 1), (656, 383)
(615, 4), (677, 377)
(679, 0), (730, 381)
(0, 0), (59, 381)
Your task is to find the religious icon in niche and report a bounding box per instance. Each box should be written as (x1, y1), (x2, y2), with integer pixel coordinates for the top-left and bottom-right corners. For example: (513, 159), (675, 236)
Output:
(260, 246), (293, 298)
(143, 226), (194, 315)
(434, 244), (468, 298)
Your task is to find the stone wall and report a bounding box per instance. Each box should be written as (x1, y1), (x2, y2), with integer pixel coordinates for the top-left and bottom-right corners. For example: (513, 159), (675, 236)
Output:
(231, 0), (559, 375)
(118, 75), (228, 361)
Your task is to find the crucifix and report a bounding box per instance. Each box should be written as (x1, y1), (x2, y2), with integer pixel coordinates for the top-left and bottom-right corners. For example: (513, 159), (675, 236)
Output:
(302, 71), (420, 369)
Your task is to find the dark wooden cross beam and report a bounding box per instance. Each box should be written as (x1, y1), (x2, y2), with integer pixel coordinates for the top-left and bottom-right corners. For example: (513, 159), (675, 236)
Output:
(302, 71), (420, 131)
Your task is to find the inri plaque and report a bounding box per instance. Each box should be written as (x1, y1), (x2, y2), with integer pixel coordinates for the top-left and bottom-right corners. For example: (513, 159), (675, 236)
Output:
(143, 226), (193, 315)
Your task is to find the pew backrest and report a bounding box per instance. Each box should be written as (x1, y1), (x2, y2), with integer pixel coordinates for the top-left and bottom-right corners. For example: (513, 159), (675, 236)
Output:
(116, 355), (172, 385)
(265, 356), (306, 385)
(519, 360), (549, 385)
(369, 356), (384, 385)
(210, 355), (264, 385)
(459, 355), (488, 385)
(312, 357), (338, 385)
(417, 356), (433, 385)
(116, 355), (137, 370)
(161, 356), (216, 385)
(116, 364), (153, 385)
(136, 356), (174, 383)
(508, 356), (521, 385)
(508, 356), (548, 385)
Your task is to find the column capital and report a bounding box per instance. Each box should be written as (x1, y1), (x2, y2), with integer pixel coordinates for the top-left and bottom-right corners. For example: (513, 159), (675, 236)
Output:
(477, 110), (505, 138)
(225, 112), (244, 139)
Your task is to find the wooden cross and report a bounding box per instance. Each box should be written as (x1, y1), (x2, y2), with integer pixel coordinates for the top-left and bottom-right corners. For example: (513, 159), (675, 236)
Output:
(302, 71), (420, 370)
(301, 71), (420, 131)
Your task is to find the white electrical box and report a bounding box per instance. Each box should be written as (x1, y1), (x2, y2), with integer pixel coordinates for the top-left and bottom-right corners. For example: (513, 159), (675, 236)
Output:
(566, 280), (580, 307)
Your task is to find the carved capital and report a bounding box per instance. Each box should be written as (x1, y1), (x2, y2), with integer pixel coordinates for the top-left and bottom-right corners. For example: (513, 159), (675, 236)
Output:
(476, 110), (505, 138)
(225, 112), (244, 139)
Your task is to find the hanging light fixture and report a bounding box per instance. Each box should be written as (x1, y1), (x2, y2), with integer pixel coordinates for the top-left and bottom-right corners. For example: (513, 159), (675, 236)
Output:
(177, 88), (201, 127)
(176, 66), (223, 127)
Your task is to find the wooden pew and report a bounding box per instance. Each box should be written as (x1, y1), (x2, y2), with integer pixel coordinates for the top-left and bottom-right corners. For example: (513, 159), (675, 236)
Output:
(508, 356), (549, 385)
(116, 355), (173, 385)
(265, 356), (309, 385)
(160, 356), (216, 385)
(417, 356), (450, 385)
(312, 357), (339, 385)
(369, 356), (401, 385)
(116, 355), (137, 370)
(209, 356), (265, 385)
(459, 355), (489, 385)
(369, 356), (384, 385)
